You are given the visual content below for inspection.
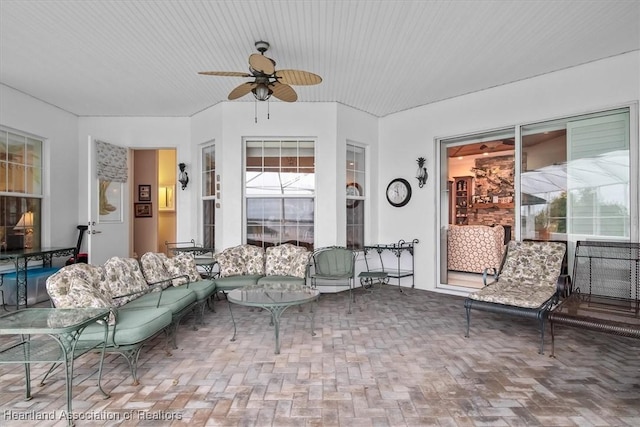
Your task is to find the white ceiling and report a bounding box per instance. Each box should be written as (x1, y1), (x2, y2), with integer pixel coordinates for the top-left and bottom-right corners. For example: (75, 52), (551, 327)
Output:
(1, 0), (638, 118)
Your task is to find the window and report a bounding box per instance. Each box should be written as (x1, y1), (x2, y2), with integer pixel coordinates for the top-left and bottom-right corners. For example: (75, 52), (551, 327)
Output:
(346, 144), (365, 250)
(201, 144), (215, 248)
(0, 128), (43, 250)
(245, 139), (315, 250)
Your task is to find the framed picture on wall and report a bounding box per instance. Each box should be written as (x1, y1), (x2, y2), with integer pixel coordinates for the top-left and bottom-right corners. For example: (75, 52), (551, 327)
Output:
(98, 179), (124, 223)
(138, 184), (151, 201)
(134, 203), (152, 218)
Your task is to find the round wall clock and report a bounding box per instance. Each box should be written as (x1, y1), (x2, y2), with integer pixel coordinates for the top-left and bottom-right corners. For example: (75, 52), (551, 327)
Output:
(386, 178), (412, 207)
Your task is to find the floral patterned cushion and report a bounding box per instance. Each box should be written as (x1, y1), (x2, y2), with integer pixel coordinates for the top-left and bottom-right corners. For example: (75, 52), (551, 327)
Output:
(165, 252), (201, 285)
(46, 263), (109, 308)
(265, 244), (311, 278)
(468, 279), (556, 309)
(140, 252), (173, 288)
(216, 244), (265, 277)
(46, 264), (115, 324)
(243, 245), (265, 275)
(499, 241), (566, 286)
(447, 225), (505, 273)
(216, 246), (245, 277)
(103, 257), (150, 306)
(468, 240), (566, 308)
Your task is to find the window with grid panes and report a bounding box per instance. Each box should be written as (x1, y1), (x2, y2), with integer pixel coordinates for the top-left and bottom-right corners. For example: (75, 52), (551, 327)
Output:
(346, 144), (365, 250)
(245, 139), (315, 250)
(201, 144), (215, 249)
(0, 128), (43, 250)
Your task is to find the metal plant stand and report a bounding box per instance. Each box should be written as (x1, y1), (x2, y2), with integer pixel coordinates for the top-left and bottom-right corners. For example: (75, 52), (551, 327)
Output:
(363, 239), (419, 292)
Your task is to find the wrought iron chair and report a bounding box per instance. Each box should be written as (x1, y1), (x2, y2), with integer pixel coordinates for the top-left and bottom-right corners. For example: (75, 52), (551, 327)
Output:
(464, 240), (568, 354)
(309, 246), (357, 313)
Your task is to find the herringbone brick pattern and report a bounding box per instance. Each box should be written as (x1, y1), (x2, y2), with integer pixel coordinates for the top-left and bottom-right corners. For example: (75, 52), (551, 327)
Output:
(1, 286), (639, 426)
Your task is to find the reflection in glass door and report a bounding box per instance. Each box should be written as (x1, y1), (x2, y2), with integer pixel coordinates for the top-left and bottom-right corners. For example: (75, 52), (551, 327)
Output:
(520, 109), (632, 268)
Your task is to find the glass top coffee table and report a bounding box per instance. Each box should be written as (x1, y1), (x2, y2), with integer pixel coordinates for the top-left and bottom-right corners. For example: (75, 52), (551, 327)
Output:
(0, 308), (111, 425)
(227, 283), (319, 354)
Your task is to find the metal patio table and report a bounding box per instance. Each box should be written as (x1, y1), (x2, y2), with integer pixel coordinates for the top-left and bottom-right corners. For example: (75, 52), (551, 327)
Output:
(0, 246), (76, 309)
(227, 283), (319, 354)
(0, 307), (111, 425)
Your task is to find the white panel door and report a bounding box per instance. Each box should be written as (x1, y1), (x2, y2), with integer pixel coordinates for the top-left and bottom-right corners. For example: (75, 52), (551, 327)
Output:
(87, 136), (130, 264)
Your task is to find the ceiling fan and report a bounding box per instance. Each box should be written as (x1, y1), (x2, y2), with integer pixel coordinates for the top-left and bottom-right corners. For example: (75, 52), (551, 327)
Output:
(198, 41), (322, 103)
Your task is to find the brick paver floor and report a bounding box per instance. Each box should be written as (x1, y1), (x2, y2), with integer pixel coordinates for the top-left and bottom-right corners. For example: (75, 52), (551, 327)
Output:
(1, 286), (639, 426)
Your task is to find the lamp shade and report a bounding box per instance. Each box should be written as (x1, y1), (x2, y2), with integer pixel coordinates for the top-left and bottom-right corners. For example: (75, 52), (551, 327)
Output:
(14, 211), (34, 231)
(252, 83), (272, 101)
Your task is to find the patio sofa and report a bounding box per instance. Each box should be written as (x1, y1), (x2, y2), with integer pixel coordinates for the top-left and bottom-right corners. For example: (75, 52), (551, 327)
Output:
(46, 255), (205, 384)
(212, 243), (311, 340)
(213, 243), (311, 292)
(448, 224), (505, 273)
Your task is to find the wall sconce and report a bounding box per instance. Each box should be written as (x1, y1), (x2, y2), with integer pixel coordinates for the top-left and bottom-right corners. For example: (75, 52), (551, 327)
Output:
(178, 163), (189, 190)
(416, 157), (428, 188)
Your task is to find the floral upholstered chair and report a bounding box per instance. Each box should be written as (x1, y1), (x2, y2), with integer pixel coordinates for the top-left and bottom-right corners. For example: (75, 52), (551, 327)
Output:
(464, 240), (567, 354)
(447, 224), (505, 273)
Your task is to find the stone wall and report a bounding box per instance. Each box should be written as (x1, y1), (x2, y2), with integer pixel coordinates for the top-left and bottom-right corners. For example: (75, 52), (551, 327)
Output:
(469, 155), (515, 235)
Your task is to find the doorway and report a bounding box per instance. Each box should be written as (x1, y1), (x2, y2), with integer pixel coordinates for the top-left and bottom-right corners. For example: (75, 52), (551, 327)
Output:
(132, 149), (177, 257)
(439, 130), (516, 290)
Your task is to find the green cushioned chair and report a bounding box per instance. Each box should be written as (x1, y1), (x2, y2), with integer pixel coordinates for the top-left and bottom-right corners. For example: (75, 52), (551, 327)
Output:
(309, 246), (357, 313)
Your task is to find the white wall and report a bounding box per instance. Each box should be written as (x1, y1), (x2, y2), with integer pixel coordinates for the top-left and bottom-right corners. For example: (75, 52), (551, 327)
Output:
(0, 84), (80, 249)
(190, 101), (378, 251)
(379, 51), (640, 292)
(77, 116), (191, 259)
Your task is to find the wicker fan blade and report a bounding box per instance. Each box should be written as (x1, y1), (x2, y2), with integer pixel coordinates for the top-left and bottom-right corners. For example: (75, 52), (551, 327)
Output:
(249, 53), (275, 75)
(275, 69), (322, 86)
(198, 71), (252, 77)
(271, 82), (297, 102)
(228, 82), (257, 100)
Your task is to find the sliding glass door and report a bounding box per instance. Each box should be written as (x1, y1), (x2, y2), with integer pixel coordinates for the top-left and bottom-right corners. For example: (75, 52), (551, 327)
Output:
(439, 107), (636, 290)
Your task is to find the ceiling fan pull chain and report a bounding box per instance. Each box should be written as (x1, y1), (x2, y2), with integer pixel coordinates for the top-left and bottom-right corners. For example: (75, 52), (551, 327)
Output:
(267, 98), (270, 120)
(255, 99), (258, 123)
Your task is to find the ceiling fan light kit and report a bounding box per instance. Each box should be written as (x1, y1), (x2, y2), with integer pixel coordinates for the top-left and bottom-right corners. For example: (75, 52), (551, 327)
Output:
(199, 40), (322, 121)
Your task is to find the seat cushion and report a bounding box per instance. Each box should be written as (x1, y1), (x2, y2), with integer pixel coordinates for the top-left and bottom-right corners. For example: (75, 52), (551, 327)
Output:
(123, 286), (197, 314)
(468, 280), (557, 309)
(257, 275), (306, 286)
(183, 279), (216, 302)
(78, 306), (172, 346)
(214, 274), (262, 291)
